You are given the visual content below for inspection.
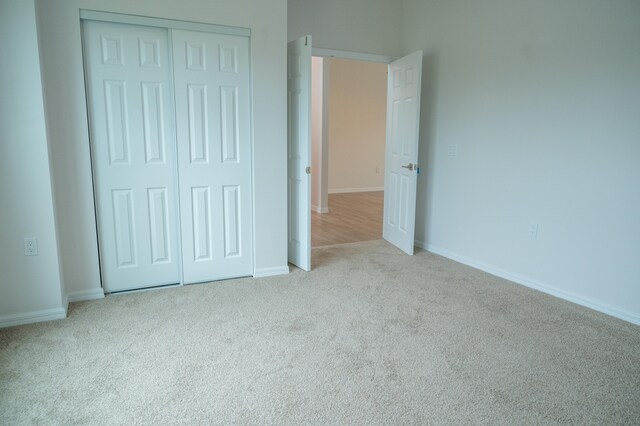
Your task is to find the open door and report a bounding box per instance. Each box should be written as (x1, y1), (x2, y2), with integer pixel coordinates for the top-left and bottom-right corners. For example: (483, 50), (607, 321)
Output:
(287, 35), (312, 271)
(383, 50), (423, 255)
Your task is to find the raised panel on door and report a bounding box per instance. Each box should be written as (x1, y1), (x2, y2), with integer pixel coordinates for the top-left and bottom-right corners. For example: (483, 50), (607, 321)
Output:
(172, 29), (253, 284)
(83, 20), (180, 292)
(222, 185), (242, 257)
(147, 187), (171, 263)
(191, 186), (213, 261)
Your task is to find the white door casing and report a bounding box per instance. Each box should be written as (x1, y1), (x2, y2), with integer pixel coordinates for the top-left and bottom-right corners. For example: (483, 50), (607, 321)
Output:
(383, 50), (423, 255)
(83, 21), (180, 292)
(172, 30), (253, 284)
(287, 35), (312, 271)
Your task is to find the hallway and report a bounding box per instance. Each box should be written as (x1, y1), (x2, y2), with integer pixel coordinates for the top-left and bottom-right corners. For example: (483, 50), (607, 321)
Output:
(311, 191), (383, 247)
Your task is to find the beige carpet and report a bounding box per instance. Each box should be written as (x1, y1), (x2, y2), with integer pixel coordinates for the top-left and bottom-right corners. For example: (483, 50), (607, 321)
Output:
(1, 240), (639, 424)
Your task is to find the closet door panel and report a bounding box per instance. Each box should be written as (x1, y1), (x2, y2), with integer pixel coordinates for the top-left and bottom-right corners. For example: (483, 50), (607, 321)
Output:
(83, 21), (180, 292)
(172, 30), (253, 284)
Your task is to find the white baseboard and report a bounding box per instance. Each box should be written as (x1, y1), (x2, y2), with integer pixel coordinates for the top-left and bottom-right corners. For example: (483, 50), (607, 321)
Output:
(254, 265), (290, 278)
(311, 204), (329, 214)
(67, 288), (105, 303)
(416, 240), (640, 326)
(328, 186), (384, 194)
(0, 307), (67, 328)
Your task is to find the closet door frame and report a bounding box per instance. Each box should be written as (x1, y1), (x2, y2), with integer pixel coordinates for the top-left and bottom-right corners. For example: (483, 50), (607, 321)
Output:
(80, 11), (251, 38)
(81, 10), (254, 290)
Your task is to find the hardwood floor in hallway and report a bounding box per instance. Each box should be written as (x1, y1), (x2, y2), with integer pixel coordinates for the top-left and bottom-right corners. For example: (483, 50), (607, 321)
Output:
(311, 191), (383, 247)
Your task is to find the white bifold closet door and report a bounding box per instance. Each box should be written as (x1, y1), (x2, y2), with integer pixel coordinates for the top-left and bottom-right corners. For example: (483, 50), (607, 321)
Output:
(172, 30), (253, 284)
(83, 21), (180, 293)
(83, 20), (253, 291)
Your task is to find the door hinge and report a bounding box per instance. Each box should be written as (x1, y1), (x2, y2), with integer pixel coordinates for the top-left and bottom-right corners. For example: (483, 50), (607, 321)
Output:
(305, 166), (311, 174)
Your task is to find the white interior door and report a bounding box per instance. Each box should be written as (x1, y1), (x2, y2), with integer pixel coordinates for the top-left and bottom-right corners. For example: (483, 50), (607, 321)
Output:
(172, 30), (253, 284)
(287, 35), (312, 271)
(383, 50), (423, 255)
(83, 21), (180, 292)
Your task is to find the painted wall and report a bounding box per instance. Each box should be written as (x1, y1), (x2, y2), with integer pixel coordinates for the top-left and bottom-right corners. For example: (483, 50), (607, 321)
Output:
(288, 0), (402, 57)
(36, 0), (289, 300)
(0, 0), (66, 325)
(327, 58), (387, 193)
(403, 0), (640, 323)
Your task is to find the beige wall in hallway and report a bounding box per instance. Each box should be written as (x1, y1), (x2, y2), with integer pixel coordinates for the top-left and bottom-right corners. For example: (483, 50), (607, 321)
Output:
(327, 58), (387, 193)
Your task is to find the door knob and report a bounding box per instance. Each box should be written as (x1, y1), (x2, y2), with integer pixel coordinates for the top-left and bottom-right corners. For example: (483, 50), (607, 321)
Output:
(401, 163), (414, 171)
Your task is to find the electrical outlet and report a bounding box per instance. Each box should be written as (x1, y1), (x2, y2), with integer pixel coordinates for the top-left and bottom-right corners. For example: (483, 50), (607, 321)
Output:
(375, 166), (380, 174)
(24, 238), (38, 256)
(448, 144), (458, 156)
(529, 223), (538, 238)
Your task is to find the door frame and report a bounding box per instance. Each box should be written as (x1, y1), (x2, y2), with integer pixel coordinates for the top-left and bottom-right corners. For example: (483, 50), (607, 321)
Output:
(80, 10), (256, 290)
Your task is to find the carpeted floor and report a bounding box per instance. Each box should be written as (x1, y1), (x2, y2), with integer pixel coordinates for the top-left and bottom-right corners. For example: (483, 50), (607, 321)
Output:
(1, 240), (639, 424)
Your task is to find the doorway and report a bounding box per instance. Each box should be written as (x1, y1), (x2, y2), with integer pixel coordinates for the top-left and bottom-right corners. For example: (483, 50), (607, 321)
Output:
(286, 38), (423, 270)
(310, 56), (387, 248)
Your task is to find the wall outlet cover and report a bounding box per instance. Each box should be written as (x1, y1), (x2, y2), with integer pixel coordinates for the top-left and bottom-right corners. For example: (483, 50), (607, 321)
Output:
(24, 237), (38, 256)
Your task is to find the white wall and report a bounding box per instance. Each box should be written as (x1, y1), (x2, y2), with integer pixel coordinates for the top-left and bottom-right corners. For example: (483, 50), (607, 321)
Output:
(311, 57), (327, 213)
(0, 0), (66, 326)
(403, 0), (640, 323)
(5, 0), (637, 325)
(36, 0), (289, 299)
(288, 0), (402, 57)
(327, 59), (387, 193)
